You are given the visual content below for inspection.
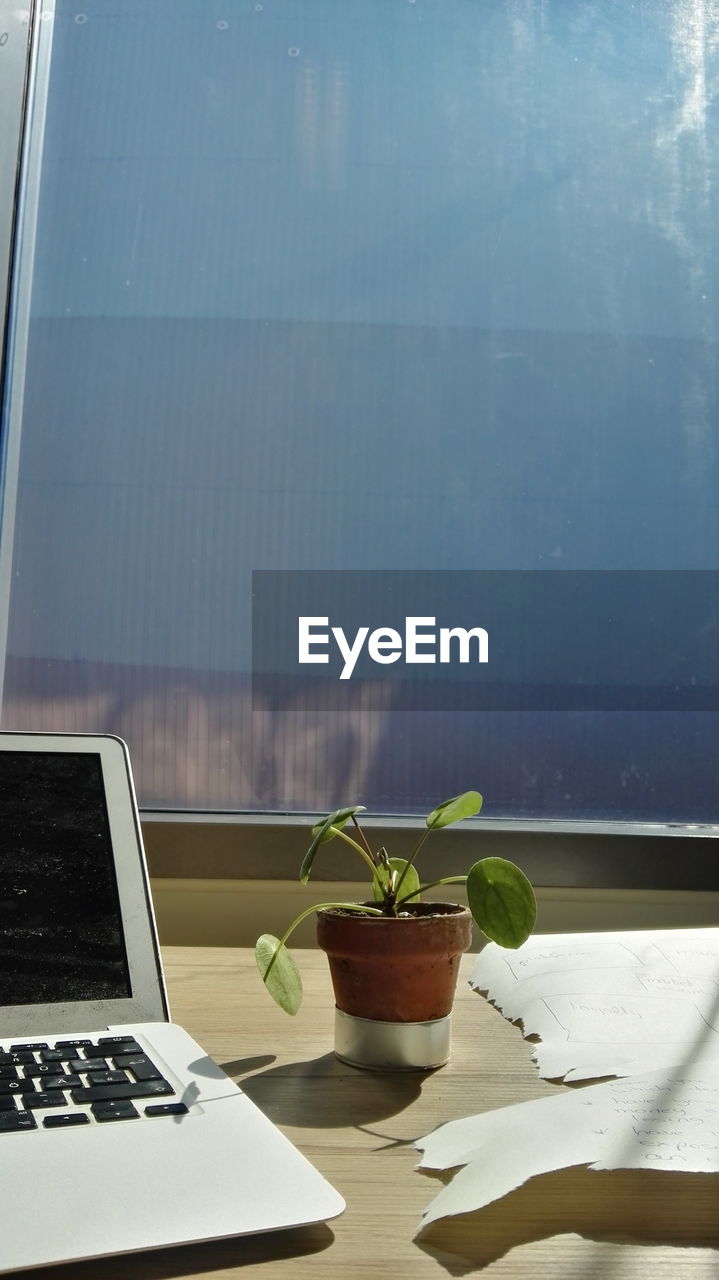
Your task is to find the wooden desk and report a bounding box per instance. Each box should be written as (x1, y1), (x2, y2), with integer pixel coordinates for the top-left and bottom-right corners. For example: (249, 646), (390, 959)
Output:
(22, 947), (719, 1280)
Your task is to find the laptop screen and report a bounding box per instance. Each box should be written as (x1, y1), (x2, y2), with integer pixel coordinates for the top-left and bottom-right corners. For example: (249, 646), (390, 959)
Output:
(0, 750), (131, 1006)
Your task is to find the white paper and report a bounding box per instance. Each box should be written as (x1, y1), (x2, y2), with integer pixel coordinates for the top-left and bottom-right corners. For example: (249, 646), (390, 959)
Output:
(470, 927), (719, 1082)
(416, 1064), (719, 1227)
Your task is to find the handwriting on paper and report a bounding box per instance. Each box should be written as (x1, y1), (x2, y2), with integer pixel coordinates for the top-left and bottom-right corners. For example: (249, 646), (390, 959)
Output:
(470, 927), (719, 1081)
(416, 1065), (719, 1227)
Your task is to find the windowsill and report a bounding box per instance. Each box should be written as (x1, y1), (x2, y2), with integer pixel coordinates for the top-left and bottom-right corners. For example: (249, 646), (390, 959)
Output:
(150, 877), (719, 948)
(141, 812), (719, 891)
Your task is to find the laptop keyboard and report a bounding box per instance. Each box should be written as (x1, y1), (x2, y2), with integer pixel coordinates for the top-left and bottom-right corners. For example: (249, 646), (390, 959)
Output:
(0, 1035), (188, 1132)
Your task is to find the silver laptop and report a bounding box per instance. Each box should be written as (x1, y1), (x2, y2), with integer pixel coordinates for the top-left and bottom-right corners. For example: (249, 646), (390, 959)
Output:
(0, 731), (344, 1273)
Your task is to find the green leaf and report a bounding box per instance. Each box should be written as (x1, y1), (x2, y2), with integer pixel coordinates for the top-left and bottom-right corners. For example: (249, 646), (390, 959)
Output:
(372, 858), (421, 903)
(466, 857), (536, 949)
(301, 806), (365, 883)
(255, 933), (303, 1015)
(426, 790), (483, 830)
(310, 805), (365, 841)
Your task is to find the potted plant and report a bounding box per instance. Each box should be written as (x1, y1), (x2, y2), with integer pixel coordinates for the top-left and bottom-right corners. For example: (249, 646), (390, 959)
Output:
(256, 790), (535, 1070)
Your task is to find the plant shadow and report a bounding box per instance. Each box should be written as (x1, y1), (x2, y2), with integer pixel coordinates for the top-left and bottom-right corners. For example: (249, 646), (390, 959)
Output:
(217, 1053), (277, 1076)
(240, 1053), (427, 1128)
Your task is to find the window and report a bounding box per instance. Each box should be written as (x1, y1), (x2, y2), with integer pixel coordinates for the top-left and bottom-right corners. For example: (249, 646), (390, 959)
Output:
(0, 1), (718, 882)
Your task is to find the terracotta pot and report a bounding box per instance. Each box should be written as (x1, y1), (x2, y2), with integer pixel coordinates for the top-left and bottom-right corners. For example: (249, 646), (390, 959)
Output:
(316, 902), (473, 1023)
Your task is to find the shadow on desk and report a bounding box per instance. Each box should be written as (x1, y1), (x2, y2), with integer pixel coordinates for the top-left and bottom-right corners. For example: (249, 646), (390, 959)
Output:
(7, 1224), (336, 1280)
(239, 1054), (426, 1128)
(417, 1165), (719, 1274)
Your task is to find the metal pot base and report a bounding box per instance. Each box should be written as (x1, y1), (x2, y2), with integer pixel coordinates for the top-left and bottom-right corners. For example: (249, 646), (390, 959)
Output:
(333, 1007), (452, 1071)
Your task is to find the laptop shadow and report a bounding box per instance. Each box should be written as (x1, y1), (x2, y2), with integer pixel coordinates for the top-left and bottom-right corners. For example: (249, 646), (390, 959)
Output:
(8, 1222), (336, 1280)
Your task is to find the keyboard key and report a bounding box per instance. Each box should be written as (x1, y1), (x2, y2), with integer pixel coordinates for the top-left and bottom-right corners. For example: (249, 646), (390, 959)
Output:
(84, 1043), (134, 1059)
(144, 1103), (189, 1118)
(0, 1066), (20, 1081)
(23, 1092), (66, 1109)
(0, 1079), (28, 1094)
(0, 1095), (17, 1111)
(113, 1055), (162, 1081)
(43, 1074), (82, 1091)
(87, 1070), (129, 1086)
(54, 1040), (92, 1049)
(91, 1100), (139, 1123)
(24, 1062), (65, 1078)
(71, 1080), (173, 1104)
(0, 1109), (36, 1132)
(43, 1113), (91, 1129)
(0, 1051), (34, 1066)
(8, 1043), (48, 1052)
(67, 1057), (106, 1074)
(97, 1036), (142, 1047)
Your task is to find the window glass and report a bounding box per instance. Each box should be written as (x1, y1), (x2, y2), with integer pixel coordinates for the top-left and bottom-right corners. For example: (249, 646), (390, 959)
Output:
(1, 0), (718, 821)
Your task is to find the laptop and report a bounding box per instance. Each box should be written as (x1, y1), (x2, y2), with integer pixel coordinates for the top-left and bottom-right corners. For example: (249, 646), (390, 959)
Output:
(0, 731), (345, 1273)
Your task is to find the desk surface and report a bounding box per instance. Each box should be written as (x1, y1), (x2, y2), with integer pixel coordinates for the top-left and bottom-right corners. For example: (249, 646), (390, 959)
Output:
(24, 947), (719, 1280)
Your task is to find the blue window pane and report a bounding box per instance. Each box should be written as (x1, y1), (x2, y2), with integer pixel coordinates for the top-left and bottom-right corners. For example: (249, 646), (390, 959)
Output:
(2, 0), (718, 820)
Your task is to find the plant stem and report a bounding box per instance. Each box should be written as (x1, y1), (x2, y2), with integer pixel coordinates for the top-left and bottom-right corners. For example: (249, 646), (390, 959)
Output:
(351, 814), (376, 863)
(263, 900), (384, 980)
(394, 874), (467, 909)
(334, 826), (384, 887)
(392, 825), (433, 899)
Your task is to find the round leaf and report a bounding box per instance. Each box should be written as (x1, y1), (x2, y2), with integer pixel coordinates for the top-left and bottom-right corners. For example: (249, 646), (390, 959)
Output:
(466, 857), (536, 949)
(426, 790), (483, 830)
(372, 857), (421, 903)
(255, 933), (303, 1015)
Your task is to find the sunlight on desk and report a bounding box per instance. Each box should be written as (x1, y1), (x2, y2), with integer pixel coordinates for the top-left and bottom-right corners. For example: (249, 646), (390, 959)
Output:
(22, 947), (719, 1280)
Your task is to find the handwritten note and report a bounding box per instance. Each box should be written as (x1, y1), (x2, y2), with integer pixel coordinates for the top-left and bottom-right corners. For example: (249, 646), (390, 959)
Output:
(470, 927), (719, 1081)
(416, 1065), (719, 1227)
